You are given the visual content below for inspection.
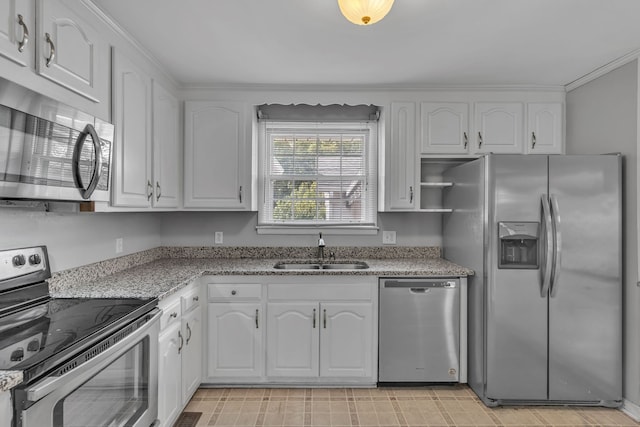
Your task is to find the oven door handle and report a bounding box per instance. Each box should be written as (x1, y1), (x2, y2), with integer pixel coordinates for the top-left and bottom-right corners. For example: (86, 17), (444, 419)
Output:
(26, 308), (160, 402)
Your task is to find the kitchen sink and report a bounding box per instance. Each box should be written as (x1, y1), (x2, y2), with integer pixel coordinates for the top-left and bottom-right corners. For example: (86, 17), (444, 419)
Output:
(273, 261), (369, 270)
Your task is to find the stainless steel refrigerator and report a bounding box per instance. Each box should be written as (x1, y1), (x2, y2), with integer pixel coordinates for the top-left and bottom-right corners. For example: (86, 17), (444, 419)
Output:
(443, 154), (622, 407)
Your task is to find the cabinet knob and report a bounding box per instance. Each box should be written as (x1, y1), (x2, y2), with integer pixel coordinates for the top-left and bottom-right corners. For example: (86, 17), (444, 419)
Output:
(170, 312), (178, 318)
(193, 296), (199, 301)
(231, 290), (237, 296)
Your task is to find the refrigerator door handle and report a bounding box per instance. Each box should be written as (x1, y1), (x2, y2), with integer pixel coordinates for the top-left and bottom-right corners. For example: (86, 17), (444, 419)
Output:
(549, 194), (562, 297)
(540, 195), (553, 297)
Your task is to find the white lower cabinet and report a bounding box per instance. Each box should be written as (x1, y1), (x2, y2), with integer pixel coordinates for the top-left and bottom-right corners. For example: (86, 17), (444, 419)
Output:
(266, 301), (373, 380)
(203, 276), (377, 386)
(208, 302), (263, 378)
(157, 283), (202, 427)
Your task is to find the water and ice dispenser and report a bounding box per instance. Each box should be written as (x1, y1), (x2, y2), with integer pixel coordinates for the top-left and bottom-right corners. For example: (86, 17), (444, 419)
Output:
(498, 222), (539, 269)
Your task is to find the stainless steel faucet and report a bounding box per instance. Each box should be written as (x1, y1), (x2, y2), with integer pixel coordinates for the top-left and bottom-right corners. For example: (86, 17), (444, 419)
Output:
(317, 232), (325, 261)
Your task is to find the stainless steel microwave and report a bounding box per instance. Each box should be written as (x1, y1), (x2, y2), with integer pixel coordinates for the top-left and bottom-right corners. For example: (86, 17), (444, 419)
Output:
(0, 78), (113, 202)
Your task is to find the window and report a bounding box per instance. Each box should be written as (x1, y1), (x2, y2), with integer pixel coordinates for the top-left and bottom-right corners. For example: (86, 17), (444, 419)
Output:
(258, 121), (378, 231)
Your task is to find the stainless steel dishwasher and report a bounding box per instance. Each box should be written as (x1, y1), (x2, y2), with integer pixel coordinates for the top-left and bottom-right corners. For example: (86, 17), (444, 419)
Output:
(378, 278), (460, 383)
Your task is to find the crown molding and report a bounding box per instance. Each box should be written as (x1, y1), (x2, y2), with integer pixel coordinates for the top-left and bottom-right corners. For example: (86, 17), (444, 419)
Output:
(82, 0), (180, 90)
(565, 49), (640, 92)
(180, 83), (566, 93)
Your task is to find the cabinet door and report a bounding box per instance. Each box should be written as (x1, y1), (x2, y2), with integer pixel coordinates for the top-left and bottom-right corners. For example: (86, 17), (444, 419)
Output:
(526, 102), (563, 154)
(420, 103), (469, 154)
(184, 101), (250, 209)
(266, 302), (319, 377)
(158, 322), (182, 427)
(208, 303), (262, 378)
(473, 102), (524, 154)
(37, 0), (108, 103)
(152, 81), (180, 208)
(181, 305), (202, 403)
(387, 102), (416, 210)
(111, 49), (152, 207)
(320, 303), (373, 378)
(0, 0), (33, 68)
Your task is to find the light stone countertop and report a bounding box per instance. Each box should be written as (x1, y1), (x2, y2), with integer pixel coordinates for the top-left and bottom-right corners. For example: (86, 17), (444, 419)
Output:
(0, 371), (23, 392)
(49, 257), (474, 300)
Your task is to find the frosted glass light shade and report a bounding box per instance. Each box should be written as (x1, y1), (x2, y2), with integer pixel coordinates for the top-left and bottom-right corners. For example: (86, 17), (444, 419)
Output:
(337, 0), (394, 25)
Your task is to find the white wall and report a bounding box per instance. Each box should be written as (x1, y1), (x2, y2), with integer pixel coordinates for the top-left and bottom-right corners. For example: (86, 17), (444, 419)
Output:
(566, 59), (639, 405)
(0, 210), (162, 272)
(159, 211), (441, 247)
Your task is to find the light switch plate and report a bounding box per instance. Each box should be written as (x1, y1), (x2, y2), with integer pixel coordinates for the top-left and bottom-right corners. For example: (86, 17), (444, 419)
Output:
(214, 232), (224, 244)
(382, 231), (396, 245)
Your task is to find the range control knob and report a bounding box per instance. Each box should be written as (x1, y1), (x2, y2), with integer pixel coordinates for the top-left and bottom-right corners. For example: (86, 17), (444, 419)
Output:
(28, 254), (41, 265)
(10, 347), (24, 362)
(12, 255), (26, 267)
(27, 339), (40, 351)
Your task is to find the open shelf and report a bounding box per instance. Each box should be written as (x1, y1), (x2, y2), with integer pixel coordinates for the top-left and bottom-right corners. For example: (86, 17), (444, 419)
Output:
(418, 158), (470, 211)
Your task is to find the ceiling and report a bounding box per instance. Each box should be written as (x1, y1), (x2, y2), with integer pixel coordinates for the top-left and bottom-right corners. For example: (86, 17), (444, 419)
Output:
(91, 0), (640, 88)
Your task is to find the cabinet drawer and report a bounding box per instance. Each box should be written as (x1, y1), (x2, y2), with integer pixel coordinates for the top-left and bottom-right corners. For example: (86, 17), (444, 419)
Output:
(267, 283), (373, 301)
(208, 283), (262, 301)
(181, 286), (201, 313)
(160, 298), (181, 330)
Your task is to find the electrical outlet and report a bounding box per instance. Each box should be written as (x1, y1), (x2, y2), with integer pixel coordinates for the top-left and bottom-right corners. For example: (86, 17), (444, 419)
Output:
(115, 238), (123, 254)
(382, 231), (396, 245)
(214, 231), (224, 244)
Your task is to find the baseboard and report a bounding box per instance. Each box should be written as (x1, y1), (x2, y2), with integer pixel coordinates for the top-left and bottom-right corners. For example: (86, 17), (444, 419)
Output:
(622, 399), (640, 421)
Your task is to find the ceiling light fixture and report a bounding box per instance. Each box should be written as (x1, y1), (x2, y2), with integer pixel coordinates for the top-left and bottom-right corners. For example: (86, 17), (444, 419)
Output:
(337, 0), (394, 25)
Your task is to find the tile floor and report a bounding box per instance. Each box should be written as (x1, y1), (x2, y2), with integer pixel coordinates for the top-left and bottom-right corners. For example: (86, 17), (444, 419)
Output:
(183, 386), (640, 427)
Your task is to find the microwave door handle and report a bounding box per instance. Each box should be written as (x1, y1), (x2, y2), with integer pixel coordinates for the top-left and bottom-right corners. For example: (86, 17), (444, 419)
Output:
(72, 124), (103, 199)
(549, 194), (562, 297)
(540, 195), (553, 297)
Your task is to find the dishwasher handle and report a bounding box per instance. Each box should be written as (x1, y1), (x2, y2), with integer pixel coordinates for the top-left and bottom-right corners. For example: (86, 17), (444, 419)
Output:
(383, 280), (458, 289)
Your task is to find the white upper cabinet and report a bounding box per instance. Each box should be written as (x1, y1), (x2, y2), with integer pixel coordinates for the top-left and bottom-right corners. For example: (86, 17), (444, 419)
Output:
(473, 102), (524, 154)
(420, 102), (469, 154)
(184, 101), (251, 210)
(387, 102), (417, 210)
(37, 0), (108, 104)
(152, 81), (180, 208)
(111, 48), (153, 207)
(0, 0), (33, 68)
(526, 102), (563, 154)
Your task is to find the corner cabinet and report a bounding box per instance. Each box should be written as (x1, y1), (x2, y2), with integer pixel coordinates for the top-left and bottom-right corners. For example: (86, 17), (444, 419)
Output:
(152, 81), (180, 208)
(387, 102), (417, 210)
(184, 101), (251, 210)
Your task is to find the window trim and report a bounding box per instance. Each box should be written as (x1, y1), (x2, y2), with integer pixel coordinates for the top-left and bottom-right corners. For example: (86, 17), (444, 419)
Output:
(257, 120), (379, 234)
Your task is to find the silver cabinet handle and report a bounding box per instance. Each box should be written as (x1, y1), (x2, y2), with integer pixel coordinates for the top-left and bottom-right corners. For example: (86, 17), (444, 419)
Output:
(540, 195), (553, 298)
(178, 330), (184, 354)
(156, 181), (161, 201)
(186, 323), (192, 345)
(409, 186), (413, 204)
(549, 194), (562, 298)
(323, 309), (327, 329)
(312, 308), (316, 328)
(193, 296), (199, 302)
(44, 32), (55, 67)
(169, 312), (177, 318)
(255, 309), (259, 329)
(531, 132), (537, 149)
(147, 180), (153, 201)
(17, 14), (29, 52)
(463, 132), (468, 149)
(239, 186), (243, 203)
(478, 131), (483, 148)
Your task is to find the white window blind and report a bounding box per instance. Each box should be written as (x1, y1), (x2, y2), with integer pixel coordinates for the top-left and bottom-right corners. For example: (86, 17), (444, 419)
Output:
(259, 121), (377, 228)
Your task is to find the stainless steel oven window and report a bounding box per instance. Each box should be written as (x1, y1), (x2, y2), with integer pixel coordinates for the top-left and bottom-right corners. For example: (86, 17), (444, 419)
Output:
(51, 338), (149, 427)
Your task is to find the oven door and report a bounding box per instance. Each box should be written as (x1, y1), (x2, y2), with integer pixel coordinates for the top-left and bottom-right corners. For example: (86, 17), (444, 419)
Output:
(16, 309), (160, 427)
